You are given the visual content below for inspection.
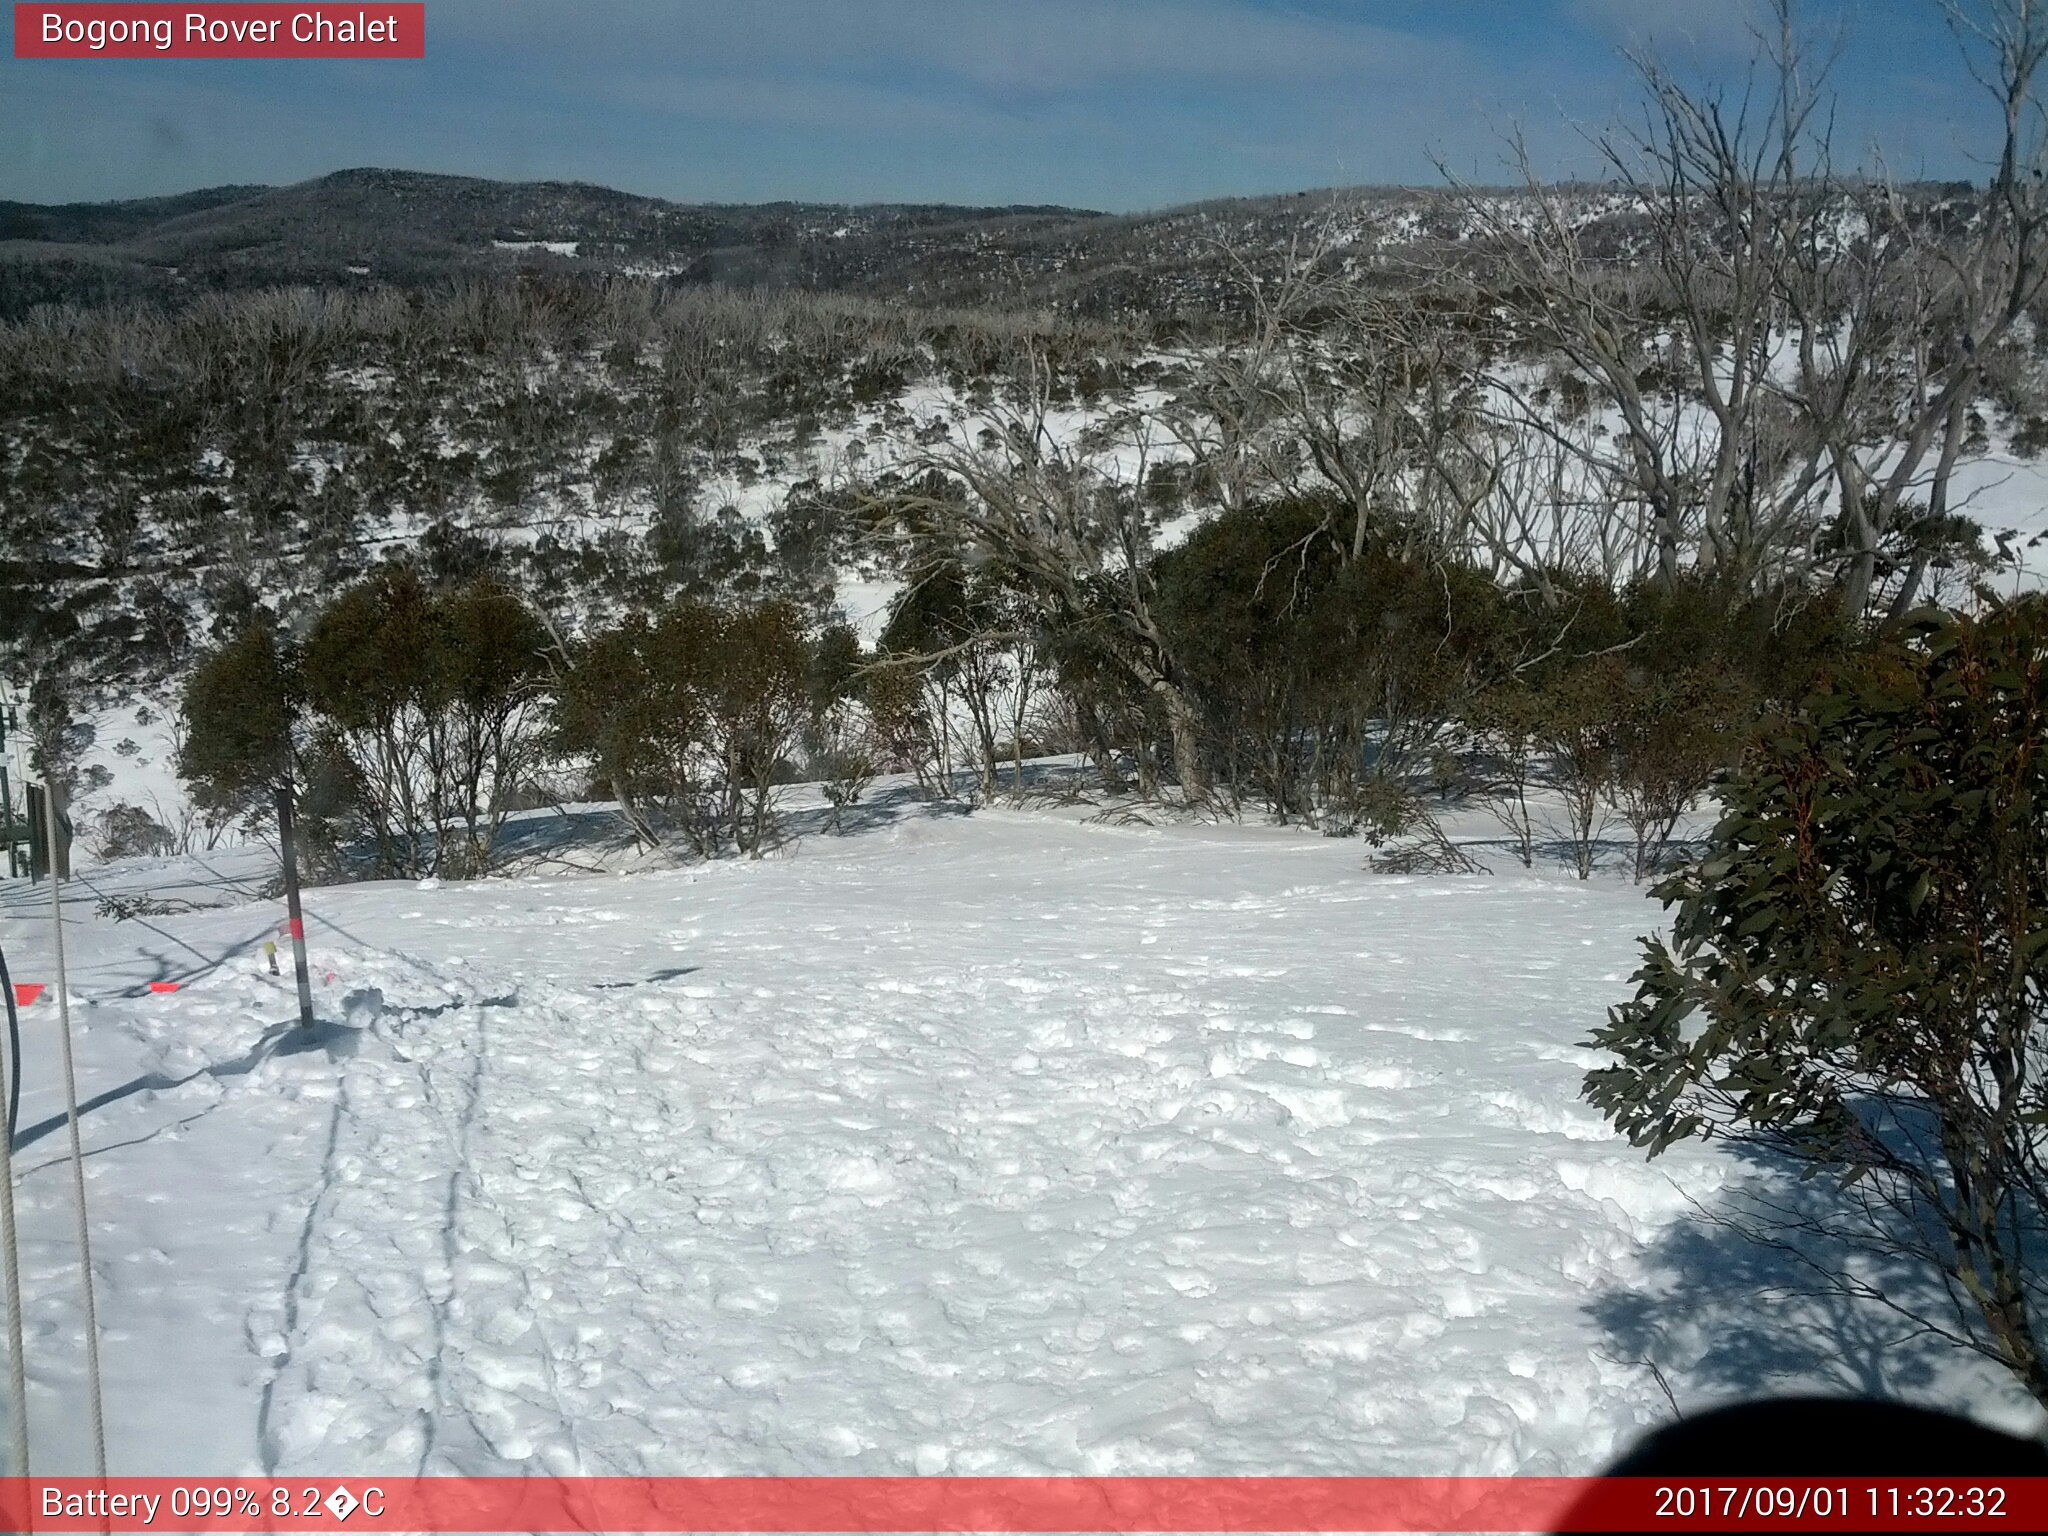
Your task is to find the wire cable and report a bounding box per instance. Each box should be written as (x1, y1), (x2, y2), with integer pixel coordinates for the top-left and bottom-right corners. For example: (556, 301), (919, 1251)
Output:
(0, 933), (27, 1476)
(0, 939), (20, 1146)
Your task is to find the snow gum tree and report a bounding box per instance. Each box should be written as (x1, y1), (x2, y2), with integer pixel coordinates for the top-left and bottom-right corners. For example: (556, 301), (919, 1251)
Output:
(1585, 599), (2048, 1405)
(1461, 0), (2048, 621)
(287, 566), (549, 878)
(177, 620), (298, 824)
(552, 598), (820, 857)
(550, 606), (713, 850)
(878, 559), (1038, 800)
(880, 348), (1213, 801)
(700, 600), (813, 856)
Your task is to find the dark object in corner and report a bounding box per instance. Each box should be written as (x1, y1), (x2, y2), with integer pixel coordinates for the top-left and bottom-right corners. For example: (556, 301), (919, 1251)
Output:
(1601, 1398), (2048, 1476)
(1556, 1398), (2048, 1533)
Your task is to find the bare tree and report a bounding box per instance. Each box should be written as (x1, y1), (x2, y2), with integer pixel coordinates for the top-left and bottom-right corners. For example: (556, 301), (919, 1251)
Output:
(1452, 37), (1829, 596)
(872, 347), (1213, 800)
(1152, 246), (1299, 518)
(1780, 1), (2048, 618)
(1456, 0), (2048, 619)
(1274, 262), (1495, 562)
(1461, 428), (1654, 596)
(1158, 246), (1494, 567)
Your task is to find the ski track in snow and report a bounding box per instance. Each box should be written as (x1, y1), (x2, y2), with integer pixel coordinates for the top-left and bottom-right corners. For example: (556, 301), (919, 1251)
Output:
(0, 808), (2036, 1475)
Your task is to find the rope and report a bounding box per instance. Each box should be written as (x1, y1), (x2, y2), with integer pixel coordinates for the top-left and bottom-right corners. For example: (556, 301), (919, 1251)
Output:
(0, 939), (28, 1476)
(44, 784), (108, 1481)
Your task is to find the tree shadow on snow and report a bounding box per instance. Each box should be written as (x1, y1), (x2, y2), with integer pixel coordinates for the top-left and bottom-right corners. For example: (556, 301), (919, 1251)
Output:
(9, 985), (526, 1153)
(490, 785), (981, 872)
(777, 781), (976, 844)
(1587, 1137), (2009, 1410)
(453, 804), (646, 871)
(591, 966), (698, 990)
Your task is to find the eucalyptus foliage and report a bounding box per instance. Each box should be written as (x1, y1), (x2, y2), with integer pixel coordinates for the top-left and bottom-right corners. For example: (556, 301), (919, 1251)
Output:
(1586, 600), (2048, 1402)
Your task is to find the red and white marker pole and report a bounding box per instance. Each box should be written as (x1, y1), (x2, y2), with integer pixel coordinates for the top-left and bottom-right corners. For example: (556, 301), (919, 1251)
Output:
(275, 784), (315, 1032)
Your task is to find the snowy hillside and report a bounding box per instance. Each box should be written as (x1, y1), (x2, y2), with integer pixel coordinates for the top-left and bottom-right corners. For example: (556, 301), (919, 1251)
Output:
(1, 796), (2034, 1475)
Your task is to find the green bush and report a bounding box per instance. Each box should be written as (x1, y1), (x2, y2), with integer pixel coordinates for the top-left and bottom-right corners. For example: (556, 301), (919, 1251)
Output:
(178, 622), (296, 820)
(182, 567), (548, 878)
(553, 597), (818, 856)
(1153, 497), (1512, 824)
(1585, 599), (2048, 1405)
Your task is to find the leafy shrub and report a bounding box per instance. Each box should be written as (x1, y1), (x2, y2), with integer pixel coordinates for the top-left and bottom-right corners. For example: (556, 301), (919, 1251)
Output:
(178, 622), (296, 821)
(181, 567), (548, 878)
(553, 597), (820, 856)
(1610, 667), (1758, 881)
(1585, 600), (2048, 1406)
(1154, 497), (1511, 825)
(90, 803), (176, 862)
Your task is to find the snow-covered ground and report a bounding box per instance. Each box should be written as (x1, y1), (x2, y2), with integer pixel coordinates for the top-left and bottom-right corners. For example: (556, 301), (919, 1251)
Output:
(1950, 446), (2048, 591)
(0, 796), (2036, 1477)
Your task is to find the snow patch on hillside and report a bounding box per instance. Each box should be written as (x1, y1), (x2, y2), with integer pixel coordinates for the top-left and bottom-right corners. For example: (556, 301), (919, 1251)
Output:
(492, 240), (580, 257)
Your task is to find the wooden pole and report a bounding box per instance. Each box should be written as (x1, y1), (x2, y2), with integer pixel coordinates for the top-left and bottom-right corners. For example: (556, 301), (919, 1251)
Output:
(0, 762), (16, 879)
(0, 682), (26, 1474)
(275, 784), (315, 1032)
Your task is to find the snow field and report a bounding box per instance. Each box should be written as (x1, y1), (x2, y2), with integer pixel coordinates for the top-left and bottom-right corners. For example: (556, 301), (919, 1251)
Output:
(0, 805), (2035, 1478)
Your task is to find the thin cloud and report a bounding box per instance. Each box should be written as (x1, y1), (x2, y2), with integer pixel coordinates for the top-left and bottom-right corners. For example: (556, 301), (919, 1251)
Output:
(433, 0), (1491, 93)
(599, 74), (1018, 142)
(1567, 0), (1768, 60)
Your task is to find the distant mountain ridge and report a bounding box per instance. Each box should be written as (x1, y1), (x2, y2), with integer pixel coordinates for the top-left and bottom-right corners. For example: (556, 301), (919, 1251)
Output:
(0, 165), (1969, 321)
(0, 168), (1119, 314)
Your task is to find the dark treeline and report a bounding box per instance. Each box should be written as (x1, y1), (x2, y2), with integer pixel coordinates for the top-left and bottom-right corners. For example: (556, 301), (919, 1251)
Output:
(0, 168), (1556, 326)
(171, 485), (1849, 885)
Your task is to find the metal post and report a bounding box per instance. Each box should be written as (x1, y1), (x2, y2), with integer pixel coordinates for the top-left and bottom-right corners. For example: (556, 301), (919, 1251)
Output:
(0, 762), (15, 879)
(0, 698), (13, 879)
(276, 783), (316, 1032)
(25, 784), (43, 884)
(0, 687), (22, 1474)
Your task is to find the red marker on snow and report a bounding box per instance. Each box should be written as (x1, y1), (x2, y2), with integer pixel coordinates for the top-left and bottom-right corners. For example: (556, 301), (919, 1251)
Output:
(10, 984), (42, 1007)
(148, 981), (180, 994)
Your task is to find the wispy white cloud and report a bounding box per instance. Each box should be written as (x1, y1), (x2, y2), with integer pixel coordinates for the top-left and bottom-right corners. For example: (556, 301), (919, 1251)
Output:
(436, 0), (1484, 89)
(1567, 0), (1768, 60)
(419, 0), (1558, 202)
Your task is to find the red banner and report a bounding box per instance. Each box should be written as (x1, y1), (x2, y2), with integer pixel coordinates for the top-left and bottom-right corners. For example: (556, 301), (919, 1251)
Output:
(13, 4), (423, 58)
(1, 1476), (2044, 1532)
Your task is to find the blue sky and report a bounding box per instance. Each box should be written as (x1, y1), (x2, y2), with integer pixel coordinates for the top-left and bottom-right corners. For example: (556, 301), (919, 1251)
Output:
(0, 0), (1996, 210)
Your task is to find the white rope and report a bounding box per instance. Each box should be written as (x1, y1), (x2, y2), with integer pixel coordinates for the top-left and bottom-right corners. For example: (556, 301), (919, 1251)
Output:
(44, 783), (108, 1481)
(0, 969), (29, 1477)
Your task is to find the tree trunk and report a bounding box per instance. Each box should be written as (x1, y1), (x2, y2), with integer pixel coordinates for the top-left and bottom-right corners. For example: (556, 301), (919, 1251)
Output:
(612, 776), (660, 848)
(275, 782), (317, 1033)
(1075, 696), (1125, 795)
(1140, 669), (1207, 802)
